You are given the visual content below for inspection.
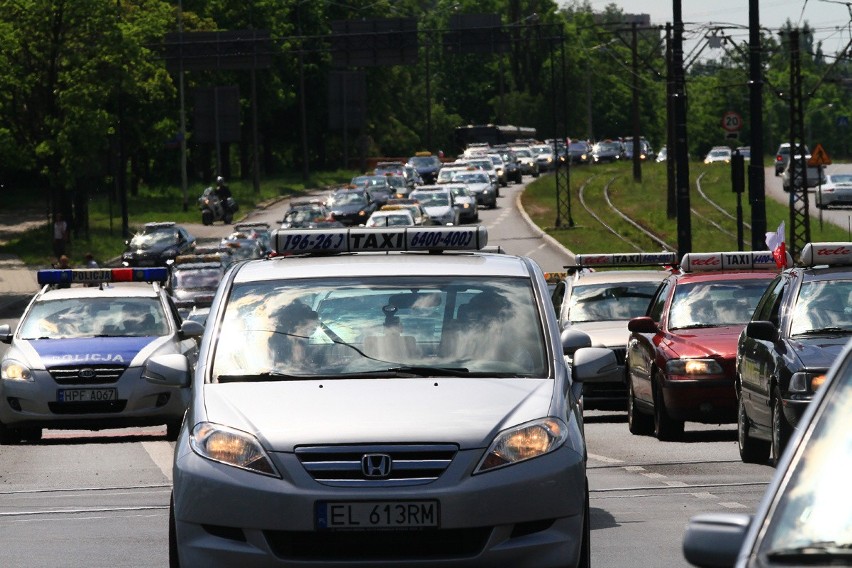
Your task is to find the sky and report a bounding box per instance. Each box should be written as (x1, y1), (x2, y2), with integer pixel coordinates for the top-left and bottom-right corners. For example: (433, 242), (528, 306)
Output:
(582, 0), (852, 58)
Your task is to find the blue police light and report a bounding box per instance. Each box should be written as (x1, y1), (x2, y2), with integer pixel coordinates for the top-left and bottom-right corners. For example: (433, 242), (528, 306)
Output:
(37, 267), (169, 285)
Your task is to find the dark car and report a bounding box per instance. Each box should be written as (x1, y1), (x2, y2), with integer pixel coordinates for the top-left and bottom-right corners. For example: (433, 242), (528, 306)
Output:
(625, 251), (784, 441)
(280, 200), (332, 229)
(495, 148), (523, 183)
(121, 222), (196, 267)
(683, 338), (852, 568)
(326, 189), (377, 226)
(406, 153), (443, 184)
(169, 254), (227, 317)
(591, 140), (625, 164)
(735, 242), (852, 465)
(563, 141), (592, 165)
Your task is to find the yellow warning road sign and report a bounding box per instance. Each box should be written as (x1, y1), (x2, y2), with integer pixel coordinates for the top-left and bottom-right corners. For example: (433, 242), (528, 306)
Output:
(808, 143), (832, 166)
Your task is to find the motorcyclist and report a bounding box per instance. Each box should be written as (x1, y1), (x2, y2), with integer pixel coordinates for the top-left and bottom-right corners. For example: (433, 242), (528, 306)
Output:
(215, 176), (232, 203)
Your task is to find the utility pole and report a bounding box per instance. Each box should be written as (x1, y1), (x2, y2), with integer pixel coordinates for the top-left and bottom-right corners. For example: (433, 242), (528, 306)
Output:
(748, 0), (767, 250)
(665, 23), (676, 218)
(673, 0), (691, 258)
(786, 29), (811, 258)
(631, 22), (641, 182)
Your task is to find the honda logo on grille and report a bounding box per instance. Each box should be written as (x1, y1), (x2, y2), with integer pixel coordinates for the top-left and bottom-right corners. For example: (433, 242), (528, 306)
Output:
(78, 368), (95, 379)
(361, 454), (392, 478)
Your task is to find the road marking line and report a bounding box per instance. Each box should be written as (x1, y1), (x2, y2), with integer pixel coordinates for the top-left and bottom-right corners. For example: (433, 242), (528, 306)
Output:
(662, 480), (690, 487)
(641, 472), (667, 479)
(691, 492), (717, 499)
(588, 453), (624, 464)
(142, 441), (174, 482)
(624, 466), (646, 472)
(719, 502), (749, 509)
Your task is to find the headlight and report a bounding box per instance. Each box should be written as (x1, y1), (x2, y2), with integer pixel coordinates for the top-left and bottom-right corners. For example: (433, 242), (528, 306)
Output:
(475, 418), (568, 473)
(189, 422), (280, 477)
(358, 210), (367, 216)
(789, 371), (827, 394)
(666, 358), (724, 376)
(1, 359), (32, 381)
(163, 247), (178, 257)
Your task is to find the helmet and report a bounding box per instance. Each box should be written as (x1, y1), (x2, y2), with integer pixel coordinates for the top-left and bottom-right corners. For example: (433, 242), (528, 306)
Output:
(216, 176), (225, 184)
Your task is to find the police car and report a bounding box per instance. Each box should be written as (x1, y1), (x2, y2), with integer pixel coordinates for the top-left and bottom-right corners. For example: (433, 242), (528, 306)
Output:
(736, 242), (852, 465)
(0, 268), (203, 443)
(552, 252), (676, 410)
(626, 250), (787, 441)
(144, 225), (616, 567)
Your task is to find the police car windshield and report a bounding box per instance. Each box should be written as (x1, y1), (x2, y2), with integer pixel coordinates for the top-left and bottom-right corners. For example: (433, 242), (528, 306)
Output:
(19, 297), (169, 339)
(669, 280), (768, 329)
(211, 277), (548, 381)
(129, 229), (175, 249)
(568, 282), (659, 323)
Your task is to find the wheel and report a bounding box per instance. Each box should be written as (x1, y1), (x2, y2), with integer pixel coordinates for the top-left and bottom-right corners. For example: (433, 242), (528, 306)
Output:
(166, 420), (182, 441)
(201, 210), (213, 225)
(737, 390), (769, 463)
(223, 211), (233, 224)
(20, 427), (42, 442)
(653, 374), (683, 441)
(0, 422), (22, 445)
(627, 377), (653, 436)
(771, 387), (791, 466)
(169, 493), (181, 568)
(576, 484), (591, 568)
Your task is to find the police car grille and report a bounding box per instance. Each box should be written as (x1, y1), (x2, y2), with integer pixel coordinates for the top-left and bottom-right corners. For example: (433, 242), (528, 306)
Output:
(50, 366), (126, 385)
(296, 444), (457, 487)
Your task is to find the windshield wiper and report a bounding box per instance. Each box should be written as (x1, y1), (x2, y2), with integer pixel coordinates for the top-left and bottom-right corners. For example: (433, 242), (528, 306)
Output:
(216, 371), (321, 383)
(766, 541), (852, 562)
(382, 365), (470, 377)
(794, 327), (851, 336)
(671, 324), (719, 330)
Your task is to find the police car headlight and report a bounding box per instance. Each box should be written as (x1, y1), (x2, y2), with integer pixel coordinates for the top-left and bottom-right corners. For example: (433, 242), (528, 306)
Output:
(475, 418), (569, 473)
(789, 371), (827, 393)
(189, 422), (280, 478)
(2, 359), (32, 381)
(666, 359), (723, 376)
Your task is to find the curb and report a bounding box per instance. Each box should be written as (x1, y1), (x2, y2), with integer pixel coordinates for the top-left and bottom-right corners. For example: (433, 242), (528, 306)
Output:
(514, 183), (576, 261)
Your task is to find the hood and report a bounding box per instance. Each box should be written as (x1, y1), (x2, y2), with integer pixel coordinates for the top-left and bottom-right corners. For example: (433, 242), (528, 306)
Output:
(667, 326), (742, 359)
(202, 378), (554, 452)
(786, 336), (850, 370)
(23, 336), (164, 368)
(568, 320), (630, 349)
(330, 203), (367, 215)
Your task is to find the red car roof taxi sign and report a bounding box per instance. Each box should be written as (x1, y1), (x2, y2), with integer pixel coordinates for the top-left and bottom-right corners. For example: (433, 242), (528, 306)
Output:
(680, 251), (792, 273)
(799, 242), (852, 267)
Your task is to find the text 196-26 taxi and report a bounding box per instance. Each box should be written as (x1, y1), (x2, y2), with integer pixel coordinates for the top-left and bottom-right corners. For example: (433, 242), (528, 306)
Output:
(552, 252), (675, 410)
(625, 251), (786, 441)
(736, 242), (852, 464)
(143, 225), (617, 567)
(0, 268), (203, 443)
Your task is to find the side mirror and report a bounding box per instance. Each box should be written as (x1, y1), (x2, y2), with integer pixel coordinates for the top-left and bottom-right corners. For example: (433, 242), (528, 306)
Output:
(561, 329), (592, 358)
(572, 347), (618, 384)
(179, 320), (205, 340)
(142, 354), (191, 388)
(682, 513), (751, 568)
(745, 320), (777, 342)
(0, 323), (12, 344)
(628, 316), (658, 334)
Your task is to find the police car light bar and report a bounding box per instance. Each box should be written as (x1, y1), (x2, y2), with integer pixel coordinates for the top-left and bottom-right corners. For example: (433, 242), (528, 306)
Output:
(37, 267), (169, 285)
(567, 252), (677, 269)
(798, 242), (852, 267)
(680, 251), (793, 273)
(273, 226), (488, 255)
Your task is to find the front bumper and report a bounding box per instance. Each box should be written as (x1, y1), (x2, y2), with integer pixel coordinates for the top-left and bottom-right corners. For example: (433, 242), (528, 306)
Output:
(660, 377), (736, 423)
(0, 367), (189, 429)
(173, 442), (587, 567)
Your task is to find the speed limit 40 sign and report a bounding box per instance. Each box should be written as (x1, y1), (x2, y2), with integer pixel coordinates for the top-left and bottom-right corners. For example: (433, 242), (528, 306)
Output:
(722, 111), (743, 133)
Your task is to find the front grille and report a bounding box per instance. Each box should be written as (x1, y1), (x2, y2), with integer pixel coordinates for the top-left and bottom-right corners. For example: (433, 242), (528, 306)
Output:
(50, 366), (126, 385)
(265, 527), (490, 561)
(48, 400), (127, 414)
(296, 444), (457, 487)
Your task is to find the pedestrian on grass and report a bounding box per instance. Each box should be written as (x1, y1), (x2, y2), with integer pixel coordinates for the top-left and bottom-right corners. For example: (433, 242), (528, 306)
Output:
(52, 213), (68, 259)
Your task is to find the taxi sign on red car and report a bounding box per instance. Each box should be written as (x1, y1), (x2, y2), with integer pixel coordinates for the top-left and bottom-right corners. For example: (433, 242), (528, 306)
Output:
(273, 226), (488, 255)
(569, 252), (677, 269)
(798, 242), (852, 267)
(680, 250), (792, 272)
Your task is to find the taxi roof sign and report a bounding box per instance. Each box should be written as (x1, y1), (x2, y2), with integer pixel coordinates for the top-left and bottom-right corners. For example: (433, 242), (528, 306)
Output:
(273, 226), (488, 255)
(798, 242), (852, 267)
(37, 267), (169, 285)
(807, 143), (831, 166)
(567, 252), (677, 269)
(680, 251), (792, 272)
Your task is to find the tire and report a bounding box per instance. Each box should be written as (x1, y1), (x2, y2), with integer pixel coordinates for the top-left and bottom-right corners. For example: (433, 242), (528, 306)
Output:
(771, 387), (791, 466)
(201, 210), (213, 226)
(166, 420), (182, 442)
(223, 211), (233, 224)
(627, 377), (653, 436)
(20, 427), (42, 442)
(169, 493), (181, 568)
(0, 422), (22, 445)
(737, 390), (769, 463)
(653, 374), (683, 441)
(576, 484), (591, 568)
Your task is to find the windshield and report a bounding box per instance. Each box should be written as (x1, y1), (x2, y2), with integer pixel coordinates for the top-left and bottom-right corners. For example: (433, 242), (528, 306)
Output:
(454, 172), (489, 184)
(829, 174), (852, 184)
(366, 213), (412, 227)
(211, 277), (548, 380)
(129, 230), (175, 249)
(173, 268), (222, 289)
(19, 297), (169, 339)
(409, 156), (439, 167)
(410, 191), (450, 207)
(669, 279), (770, 329)
(758, 357), (852, 560)
(328, 192), (367, 207)
(568, 281), (660, 323)
(790, 280), (852, 335)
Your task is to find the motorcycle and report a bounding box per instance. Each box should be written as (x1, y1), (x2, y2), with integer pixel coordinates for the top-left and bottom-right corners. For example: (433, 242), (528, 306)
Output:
(198, 187), (238, 225)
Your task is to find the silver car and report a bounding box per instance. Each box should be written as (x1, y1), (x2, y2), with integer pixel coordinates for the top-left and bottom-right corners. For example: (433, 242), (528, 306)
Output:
(815, 171), (852, 208)
(0, 267), (202, 442)
(152, 225), (615, 567)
